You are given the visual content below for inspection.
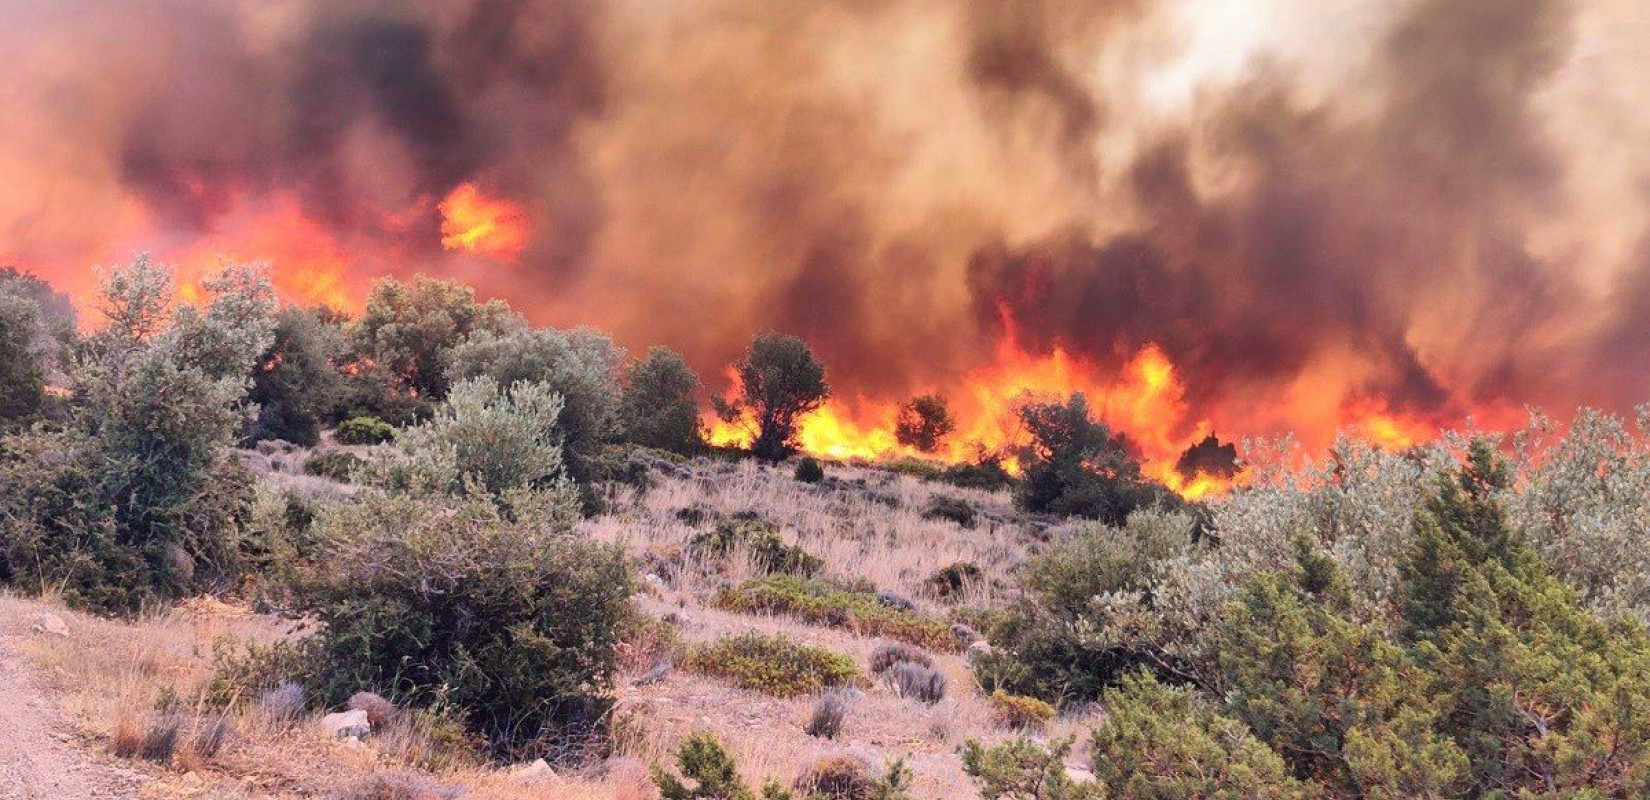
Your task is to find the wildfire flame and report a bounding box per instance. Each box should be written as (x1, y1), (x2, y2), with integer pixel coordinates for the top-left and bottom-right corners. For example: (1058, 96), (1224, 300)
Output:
(439, 184), (530, 260)
(706, 317), (1451, 500)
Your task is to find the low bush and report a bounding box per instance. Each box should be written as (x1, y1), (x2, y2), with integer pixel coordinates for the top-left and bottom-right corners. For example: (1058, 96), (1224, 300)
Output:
(923, 561), (984, 601)
(922, 496), (978, 527)
(335, 415), (394, 445)
(653, 732), (795, 800)
(793, 756), (915, 800)
(794, 456), (825, 483)
(884, 662), (945, 704)
(683, 632), (861, 698)
(805, 687), (857, 739)
(988, 690), (1055, 731)
(712, 575), (960, 651)
(961, 736), (1098, 800)
(939, 454), (1013, 491)
(868, 642), (933, 676)
(687, 518), (822, 577)
(287, 490), (634, 760)
(302, 450), (363, 482)
(328, 771), (460, 800)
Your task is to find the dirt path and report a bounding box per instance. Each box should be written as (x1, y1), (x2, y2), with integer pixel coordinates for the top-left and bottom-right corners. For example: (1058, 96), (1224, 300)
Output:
(0, 622), (142, 800)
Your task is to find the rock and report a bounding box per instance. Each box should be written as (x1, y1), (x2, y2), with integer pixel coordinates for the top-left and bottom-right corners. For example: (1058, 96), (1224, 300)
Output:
(662, 611), (693, 626)
(965, 640), (993, 664)
(319, 709), (370, 740)
(950, 623), (979, 644)
(875, 590), (916, 612)
(644, 573), (667, 589)
(347, 691), (396, 727)
(511, 758), (556, 782)
(30, 613), (69, 637)
(1065, 765), (1096, 783)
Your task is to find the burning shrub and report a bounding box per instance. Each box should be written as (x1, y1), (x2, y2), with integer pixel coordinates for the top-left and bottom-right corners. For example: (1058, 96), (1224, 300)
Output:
(794, 456), (825, 483)
(248, 307), (346, 447)
(686, 517), (823, 577)
(713, 333), (830, 462)
(335, 415), (394, 445)
(1014, 393), (1178, 524)
(712, 575), (959, 651)
(683, 632), (861, 698)
(620, 346), (704, 455)
(894, 394), (956, 453)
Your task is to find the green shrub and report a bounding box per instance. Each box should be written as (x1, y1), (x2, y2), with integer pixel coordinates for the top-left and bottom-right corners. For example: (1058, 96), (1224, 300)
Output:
(288, 490), (634, 759)
(961, 736), (1100, 800)
(335, 415), (394, 445)
(879, 457), (942, 481)
(987, 690), (1055, 731)
(794, 456), (825, 483)
(683, 633), (860, 698)
(939, 454), (1013, 491)
(0, 259), (272, 613)
(1014, 394), (1178, 523)
(712, 575), (959, 652)
(922, 496), (978, 527)
(302, 450), (363, 482)
(620, 347), (704, 455)
(653, 731), (795, 800)
(687, 518), (822, 577)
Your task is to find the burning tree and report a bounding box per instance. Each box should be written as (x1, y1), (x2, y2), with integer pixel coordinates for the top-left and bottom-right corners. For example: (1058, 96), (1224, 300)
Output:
(714, 333), (830, 462)
(895, 394), (956, 453)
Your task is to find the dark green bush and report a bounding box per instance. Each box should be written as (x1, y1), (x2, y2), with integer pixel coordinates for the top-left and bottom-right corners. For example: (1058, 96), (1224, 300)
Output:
(1014, 394), (1177, 524)
(302, 450), (363, 482)
(288, 490), (634, 759)
(923, 561), (984, 601)
(687, 518), (822, 577)
(794, 456), (825, 483)
(683, 632), (861, 698)
(653, 732), (796, 800)
(922, 496), (978, 527)
(712, 575), (959, 651)
(939, 454), (1013, 491)
(334, 415), (395, 445)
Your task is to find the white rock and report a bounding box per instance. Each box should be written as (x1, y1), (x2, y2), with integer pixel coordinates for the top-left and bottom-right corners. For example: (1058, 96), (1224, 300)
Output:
(511, 758), (556, 782)
(1065, 765), (1096, 783)
(30, 613), (69, 637)
(965, 640), (993, 663)
(319, 709), (371, 740)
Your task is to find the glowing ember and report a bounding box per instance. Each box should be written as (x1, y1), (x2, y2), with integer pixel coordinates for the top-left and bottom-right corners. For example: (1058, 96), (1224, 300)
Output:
(439, 184), (530, 260)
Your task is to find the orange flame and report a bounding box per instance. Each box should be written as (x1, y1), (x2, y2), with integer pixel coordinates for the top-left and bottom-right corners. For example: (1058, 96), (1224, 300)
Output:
(439, 183), (529, 260)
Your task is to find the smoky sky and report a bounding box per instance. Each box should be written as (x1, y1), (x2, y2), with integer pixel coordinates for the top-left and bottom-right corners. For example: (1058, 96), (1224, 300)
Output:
(3, 0), (1649, 438)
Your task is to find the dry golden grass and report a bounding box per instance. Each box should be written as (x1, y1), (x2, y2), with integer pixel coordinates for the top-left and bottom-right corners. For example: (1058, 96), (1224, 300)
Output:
(0, 593), (649, 799)
(1, 457), (1087, 800)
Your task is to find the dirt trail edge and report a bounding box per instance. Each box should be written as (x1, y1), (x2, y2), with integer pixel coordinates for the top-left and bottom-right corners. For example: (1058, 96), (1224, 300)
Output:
(0, 625), (141, 800)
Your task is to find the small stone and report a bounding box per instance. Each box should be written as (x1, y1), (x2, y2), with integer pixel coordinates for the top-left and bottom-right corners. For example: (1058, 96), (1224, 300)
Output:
(965, 640), (993, 664)
(950, 623), (979, 643)
(319, 709), (371, 740)
(511, 758), (556, 782)
(30, 613), (69, 637)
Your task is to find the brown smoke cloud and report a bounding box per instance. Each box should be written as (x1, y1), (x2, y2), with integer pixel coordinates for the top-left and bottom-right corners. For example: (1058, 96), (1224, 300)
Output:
(1, 0), (1647, 450)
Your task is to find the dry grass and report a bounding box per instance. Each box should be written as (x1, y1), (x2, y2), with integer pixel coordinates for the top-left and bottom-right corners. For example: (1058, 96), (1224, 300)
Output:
(0, 593), (650, 799)
(0, 457), (1088, 800)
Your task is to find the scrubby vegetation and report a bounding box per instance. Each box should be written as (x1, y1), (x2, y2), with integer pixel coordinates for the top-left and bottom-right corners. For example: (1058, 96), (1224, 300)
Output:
(11, 261), (1650, 798)
(683, 632), (861, 698)
(712, 575), (959, 651)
